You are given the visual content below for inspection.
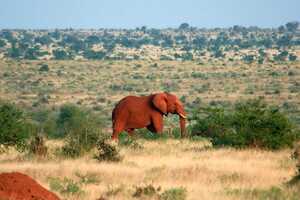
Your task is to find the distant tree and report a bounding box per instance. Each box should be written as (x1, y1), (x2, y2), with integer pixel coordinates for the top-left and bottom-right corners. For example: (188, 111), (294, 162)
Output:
(161, 35), (173, 47)
(258, 49), (266, 64)
(160, 55), (174, 61)
(232, 25), (246, 33)
(181, 52), (193, 61)
(62, 35), (80, 46)
(24, 48), (38, 60)
(34, 35), (53, 46)
(213, 48), (225, 58)
(243, 54), (255, 63)
(7, 43), (22, 58)
(83, 49), (106, 60)
(141, 26), (147, 33)
(85, 35), (100, 45)
(103, 42), (116, 52)
(0, 39), (6, 48)
(289, 53), (297, 61)
(259, 38), (273, 48)
(285, 21), (299, 32)
(276, 34), (292, 47)
(49, 30), (61, 40)
(179, 23), (190, 30)
(39, 64), (49, 72)
(20, 32), (34, 44)
(175, 34), (187, 43)
(278, 25), (285, 33)
(258, 48), (266, 57)
(258, 56), (264, 64)
(70, 40), (86, 52)
(192, 36), (207, 49)
(53, 49), (69, 60)
(148, 28), (161, 37)
(1, 31), (15, 42)
(274, 51), (289, 61)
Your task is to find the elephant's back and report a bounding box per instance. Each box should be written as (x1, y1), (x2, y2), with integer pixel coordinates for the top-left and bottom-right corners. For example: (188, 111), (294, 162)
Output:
(112, 95), (151, 119)
(115, 95), (150, 109)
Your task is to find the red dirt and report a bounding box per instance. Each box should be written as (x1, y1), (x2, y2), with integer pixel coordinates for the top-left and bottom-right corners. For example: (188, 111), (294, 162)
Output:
(0, 172), (60, 200)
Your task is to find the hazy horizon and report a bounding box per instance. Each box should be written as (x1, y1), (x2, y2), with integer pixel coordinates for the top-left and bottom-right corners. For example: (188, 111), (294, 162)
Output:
(0, 0), (300, 29)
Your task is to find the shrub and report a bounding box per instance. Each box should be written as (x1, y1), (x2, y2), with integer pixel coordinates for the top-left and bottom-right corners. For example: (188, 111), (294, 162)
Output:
(39, 64), (49, 72)
(104, 185), (124, 197)
(290, 143), (300, 185)
(94, 138), (121, 162)
(161, 187), (187, 200)
(29, 135), (47, 157)
(118, 132), (143, 149)
(132, 184), (161, 198)
(48, 177), (83, 196)
(227, 187), (288, 200)
(0, 103), (35, 150)
(53, 49), (70, 60)
(57, 104), (104, 157)
(191, 99), (299, 149)
(135, 128), (168, 140)
(29, 108), (61, 138)
(61, 137), (82, 158)
(75, 172), (100, 185)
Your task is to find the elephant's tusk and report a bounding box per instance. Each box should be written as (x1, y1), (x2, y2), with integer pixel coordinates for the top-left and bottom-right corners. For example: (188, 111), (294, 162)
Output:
(179, 113), (187, 119)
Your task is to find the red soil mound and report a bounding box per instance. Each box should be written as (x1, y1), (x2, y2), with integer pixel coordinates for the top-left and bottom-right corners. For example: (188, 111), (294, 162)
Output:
(0, 172), (60, 200)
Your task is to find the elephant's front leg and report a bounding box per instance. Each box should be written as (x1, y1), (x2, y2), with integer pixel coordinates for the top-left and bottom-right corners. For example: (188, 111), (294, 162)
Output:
(126, 128), (135, 136)
(151, 114), (164, 134)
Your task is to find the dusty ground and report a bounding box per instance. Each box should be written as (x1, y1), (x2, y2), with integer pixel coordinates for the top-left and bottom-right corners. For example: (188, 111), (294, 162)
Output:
(0, 139), (296, 200)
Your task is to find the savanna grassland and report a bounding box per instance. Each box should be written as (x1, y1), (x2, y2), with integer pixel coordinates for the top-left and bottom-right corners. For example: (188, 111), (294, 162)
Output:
(0, 139), (297, 200)
(1, 59), (300, 200)
(1, 59), (300, 125)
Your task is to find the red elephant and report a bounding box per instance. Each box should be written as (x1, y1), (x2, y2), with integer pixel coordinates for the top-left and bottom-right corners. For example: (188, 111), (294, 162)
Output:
(111, 92), (187, 140)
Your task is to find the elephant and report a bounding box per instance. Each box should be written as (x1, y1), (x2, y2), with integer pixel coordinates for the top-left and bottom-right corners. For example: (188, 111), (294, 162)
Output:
(111, 92), (187, 140)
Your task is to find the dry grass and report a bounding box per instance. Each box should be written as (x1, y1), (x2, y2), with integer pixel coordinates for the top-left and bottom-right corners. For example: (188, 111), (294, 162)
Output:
(0, 139), (296, 200)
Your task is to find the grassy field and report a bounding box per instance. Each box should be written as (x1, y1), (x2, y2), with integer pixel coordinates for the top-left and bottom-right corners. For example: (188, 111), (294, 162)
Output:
(1, 60), (300, 126)
(0, 139), (297, 200)
(1, 59), (300, 199)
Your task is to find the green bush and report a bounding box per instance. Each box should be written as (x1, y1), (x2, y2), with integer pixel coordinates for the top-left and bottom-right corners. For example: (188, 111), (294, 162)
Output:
(161, 187), (187, 200)
(191, 99), (299, 149)
(57, 104), (103, 157)
(48, 177), (83, 196)
(94, 138), (121, 162)
(135, 128), (172, 140)
(30, 108), (60, 138)
(227, 187), (288, 200)
(0, 103), (36, 150)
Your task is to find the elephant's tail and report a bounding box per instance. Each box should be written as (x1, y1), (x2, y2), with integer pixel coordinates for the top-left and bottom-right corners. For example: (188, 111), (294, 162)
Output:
(112, 96), (128, 126)
(112, 106), (117, 123)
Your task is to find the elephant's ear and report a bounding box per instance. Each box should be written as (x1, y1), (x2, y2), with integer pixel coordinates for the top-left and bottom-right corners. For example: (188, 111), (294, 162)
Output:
(152, 93), (168, 114)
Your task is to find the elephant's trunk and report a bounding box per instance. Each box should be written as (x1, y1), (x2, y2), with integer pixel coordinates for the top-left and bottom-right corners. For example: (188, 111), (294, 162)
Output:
(175, 99), (187, 138)
(179, 116), (186, 137)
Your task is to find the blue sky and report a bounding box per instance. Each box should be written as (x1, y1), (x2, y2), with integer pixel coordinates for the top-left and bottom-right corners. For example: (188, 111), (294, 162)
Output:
(0, 0), (299, 29)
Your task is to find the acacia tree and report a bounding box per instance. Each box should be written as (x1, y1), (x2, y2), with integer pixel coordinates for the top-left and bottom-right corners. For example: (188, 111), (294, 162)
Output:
(179, 23), (190, 30)
(0, 39), (6, 48)
(286, 21), (299, 32)
(53, 49), (69, 60)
